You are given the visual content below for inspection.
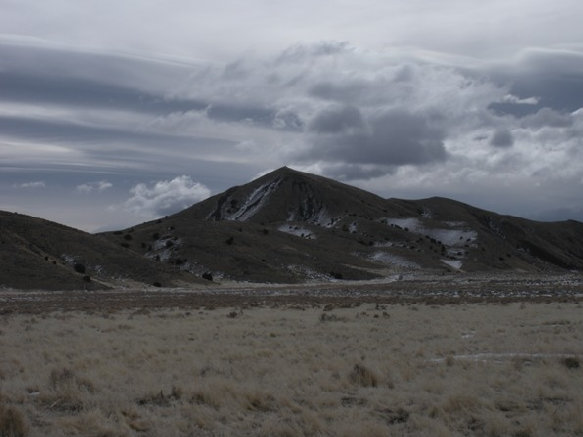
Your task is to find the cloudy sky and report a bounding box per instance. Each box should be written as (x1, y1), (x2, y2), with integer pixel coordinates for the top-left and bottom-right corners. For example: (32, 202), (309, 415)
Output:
(2, 0), (583, 231)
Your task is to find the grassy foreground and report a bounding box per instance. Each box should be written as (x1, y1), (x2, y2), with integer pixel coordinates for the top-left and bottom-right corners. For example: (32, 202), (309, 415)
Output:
(0, 301), (582, 436)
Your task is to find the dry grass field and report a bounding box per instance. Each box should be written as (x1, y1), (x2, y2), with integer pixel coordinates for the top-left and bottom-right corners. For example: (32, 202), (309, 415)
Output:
(0, 297), (582, 436)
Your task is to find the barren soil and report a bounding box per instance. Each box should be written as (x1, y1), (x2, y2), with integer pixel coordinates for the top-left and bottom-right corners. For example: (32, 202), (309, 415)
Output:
(1, 273), (582, 314)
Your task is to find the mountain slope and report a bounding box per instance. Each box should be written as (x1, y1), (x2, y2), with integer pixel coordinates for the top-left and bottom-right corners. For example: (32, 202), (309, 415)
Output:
(102, 167), (583, 282)
(407, 197), (583, 271)
(0, 211), (197, 290)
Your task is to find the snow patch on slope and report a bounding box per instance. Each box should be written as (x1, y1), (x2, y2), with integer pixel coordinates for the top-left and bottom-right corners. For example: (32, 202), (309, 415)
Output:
(427, 228), (477, 246)
(442, 259), (463, 270)
(384, 217), (422, 232)
(151, 236), (181, 251)
(383, 218), (477, 247)
(311, 209), (335, 228)
(227, 179), (282, 221)
(278, 224), (316, 239)
(370, 251), (420, 269)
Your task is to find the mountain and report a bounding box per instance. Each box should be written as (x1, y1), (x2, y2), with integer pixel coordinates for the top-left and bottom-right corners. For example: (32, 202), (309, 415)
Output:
(0, 211), (198, 290)
(3, 167), (582, 290)
(100, 167), (583, 283)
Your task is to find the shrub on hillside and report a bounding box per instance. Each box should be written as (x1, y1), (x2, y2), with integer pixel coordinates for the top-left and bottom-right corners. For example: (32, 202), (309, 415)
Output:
(202, 272), (213, 281)
(329, 271), (343, 280)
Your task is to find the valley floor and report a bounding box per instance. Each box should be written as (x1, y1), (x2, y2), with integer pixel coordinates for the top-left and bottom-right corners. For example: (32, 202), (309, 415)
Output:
(0, 278), (582, 436)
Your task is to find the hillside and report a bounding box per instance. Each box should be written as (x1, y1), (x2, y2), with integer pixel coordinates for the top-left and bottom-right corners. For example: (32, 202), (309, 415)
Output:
(101, 167), (583, 283)
(0, 211), (197, 290)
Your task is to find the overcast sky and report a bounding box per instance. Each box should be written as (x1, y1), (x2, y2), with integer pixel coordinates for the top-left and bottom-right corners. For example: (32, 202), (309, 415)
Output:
(2, 0), (583, 231)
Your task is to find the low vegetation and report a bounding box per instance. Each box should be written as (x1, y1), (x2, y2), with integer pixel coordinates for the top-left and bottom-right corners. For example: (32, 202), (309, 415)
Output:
(0, 394), (27, 437)
(0, 301), (581, 436)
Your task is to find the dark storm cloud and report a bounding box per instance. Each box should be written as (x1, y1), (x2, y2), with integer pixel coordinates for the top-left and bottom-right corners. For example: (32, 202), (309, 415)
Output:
(0, 115), (240, 174)
(0, 114), (233, 149)
(0, 71), (278, 127)
(310, 82), (370, 103)
(490, 129), (514, 148)
(492, 50), (583, 114)
(0, 43), (289, 129)
(299, 108), (447, 167)
(308, 105), (364, 133)
(0, 41), (196, 100)
(0, 71), (204, 114)
(272, 109), (305, 130)
(488, 102), (541, 117)
(309, 75), (411, 105)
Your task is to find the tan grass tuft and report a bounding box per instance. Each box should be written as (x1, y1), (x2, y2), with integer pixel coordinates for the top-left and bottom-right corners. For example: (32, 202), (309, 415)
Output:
(49, 367), (75, 390)
(244, 391), (276, 412)
(442, 393), (481, 413)
(349, 363), (378, 387)
(0, 396), (27, 437)
(188, 390), (221, 409)
(136, 387), (181, 407)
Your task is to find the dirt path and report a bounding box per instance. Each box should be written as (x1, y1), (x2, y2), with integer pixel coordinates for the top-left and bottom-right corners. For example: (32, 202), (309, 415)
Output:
(1, 273), (582, 313)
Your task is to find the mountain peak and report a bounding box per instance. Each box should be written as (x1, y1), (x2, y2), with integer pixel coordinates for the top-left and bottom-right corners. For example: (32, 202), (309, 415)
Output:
(184, 166), (388, 224)
(263, 165), (304, 178)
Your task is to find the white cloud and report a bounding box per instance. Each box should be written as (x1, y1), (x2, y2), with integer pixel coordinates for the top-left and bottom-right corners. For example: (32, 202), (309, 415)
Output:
(122, 175), (211, 219)
(14, 181), (46, 189)
(76, 184), (92, 193)
(98, 181), (113, 191)
(76, 180), (113, 193)
(501, 94), (539, 105)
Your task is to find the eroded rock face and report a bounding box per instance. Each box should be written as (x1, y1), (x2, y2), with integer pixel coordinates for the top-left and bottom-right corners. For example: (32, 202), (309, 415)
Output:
(209, 177), (284, 222)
